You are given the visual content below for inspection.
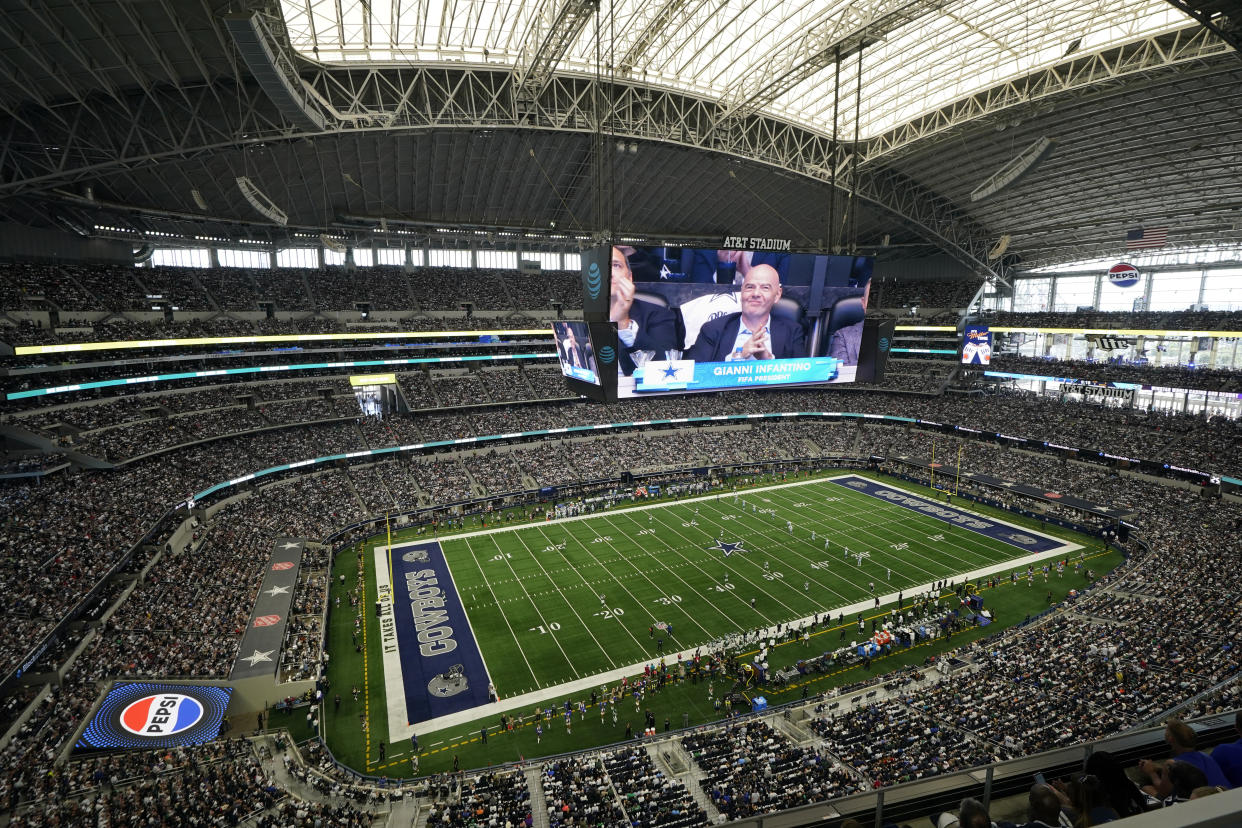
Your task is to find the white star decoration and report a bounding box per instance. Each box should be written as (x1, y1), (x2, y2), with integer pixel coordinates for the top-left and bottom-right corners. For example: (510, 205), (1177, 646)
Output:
(263, 585), (291, 598)
(281, 541), (300, 550)
(241, 649), (274, 666)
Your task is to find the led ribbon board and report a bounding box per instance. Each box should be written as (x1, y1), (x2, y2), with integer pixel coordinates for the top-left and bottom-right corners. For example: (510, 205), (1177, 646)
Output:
(13, 329), (549, 356)
(7, 353), (556, 400)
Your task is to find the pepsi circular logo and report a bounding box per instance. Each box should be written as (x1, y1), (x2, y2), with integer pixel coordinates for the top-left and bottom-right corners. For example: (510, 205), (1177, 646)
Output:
(1107, 262), (1140, 288)
(76, 682), (232, 752)
(598, 345), (616, 364)
(120, 693), (203, 737)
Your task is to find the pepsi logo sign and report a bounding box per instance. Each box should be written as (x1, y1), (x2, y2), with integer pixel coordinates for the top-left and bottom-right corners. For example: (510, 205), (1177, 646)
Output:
(272, 561), (294, 571)
(253, 614), (281, 627)
(76, 682), (233, 752)
(120, 694), (203, 737)
(1107, 262), (1140, 288)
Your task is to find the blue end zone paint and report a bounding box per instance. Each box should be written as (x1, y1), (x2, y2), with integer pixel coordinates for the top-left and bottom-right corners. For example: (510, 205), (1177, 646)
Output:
(830, 476), (1063, 553)
(389, 542), (491, 724)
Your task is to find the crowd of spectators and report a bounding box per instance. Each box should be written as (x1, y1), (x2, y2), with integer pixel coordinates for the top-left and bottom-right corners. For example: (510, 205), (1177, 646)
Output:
(601, 746), (708, 827)
(0, 263), (97, 310)
(308, 266), (413, 311)
(408, 267), (512, 311)
(423, 769), (531, 826)
(683, 720), (861, 819)
(810, 700), (1005, 787)
(877, 358), (959, 393)
(988, 308), (1242, 331)
(463, 450), (529, 495)
(542, 755), (628, 827)
(4, 737), (375, 827)
(989, 353), (1242, 393)
(505, 269), (583, 311)
(872, 277), (981, 311)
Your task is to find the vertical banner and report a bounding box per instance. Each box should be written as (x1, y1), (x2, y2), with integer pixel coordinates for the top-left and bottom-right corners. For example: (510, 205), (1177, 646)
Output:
(856, 318), (895, 383)
(587, 321), (619, 402)
(962, 325), (992, 365)
(580, 245), (612, 322)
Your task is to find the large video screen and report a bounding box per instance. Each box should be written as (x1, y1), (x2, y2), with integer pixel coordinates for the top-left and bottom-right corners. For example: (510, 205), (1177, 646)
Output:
(605, 245), (873, 397)
(75, 682), (233, 752)
(552, 321), (600, 386)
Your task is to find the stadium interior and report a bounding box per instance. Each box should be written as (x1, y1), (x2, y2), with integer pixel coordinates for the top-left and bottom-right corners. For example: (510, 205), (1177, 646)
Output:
(1, 1), (1241, 826)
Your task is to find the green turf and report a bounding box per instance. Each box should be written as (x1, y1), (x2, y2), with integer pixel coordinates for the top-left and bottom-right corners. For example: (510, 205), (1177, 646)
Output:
(306, 470), (1118, 777)
(445, 475), (1081, 695)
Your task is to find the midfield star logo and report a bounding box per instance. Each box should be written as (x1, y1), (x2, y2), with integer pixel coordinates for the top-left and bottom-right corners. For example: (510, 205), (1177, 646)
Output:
(708, 540), (746, 557)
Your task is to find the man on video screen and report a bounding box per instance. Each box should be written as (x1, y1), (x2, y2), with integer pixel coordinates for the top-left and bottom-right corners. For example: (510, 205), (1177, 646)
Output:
(555, 322), (595, 373)
(685, 265), (806, 362)
(611, 246), (678, 375)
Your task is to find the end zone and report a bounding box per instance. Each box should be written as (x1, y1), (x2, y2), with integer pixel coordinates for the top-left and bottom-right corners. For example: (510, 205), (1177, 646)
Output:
(829, 474), (1082, 558)
(374, 541), (493, 743)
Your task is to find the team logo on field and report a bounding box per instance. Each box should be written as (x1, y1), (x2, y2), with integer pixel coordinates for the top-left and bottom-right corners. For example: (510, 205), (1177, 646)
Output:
(402, 549), (430, 563)
(1006, 533), (1038, 545)
(120, 694), (204, 737)
(845, 480), (868, 489)
(428, 664), (469, 697)
(709, 540), (746, 557)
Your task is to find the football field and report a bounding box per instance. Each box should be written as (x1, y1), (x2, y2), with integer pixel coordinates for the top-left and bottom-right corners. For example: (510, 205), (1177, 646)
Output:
(371, 472), (1080, 743)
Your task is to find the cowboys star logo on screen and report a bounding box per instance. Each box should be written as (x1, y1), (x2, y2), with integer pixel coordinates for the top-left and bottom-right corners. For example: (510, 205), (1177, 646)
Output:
(709, 539), (746, 557)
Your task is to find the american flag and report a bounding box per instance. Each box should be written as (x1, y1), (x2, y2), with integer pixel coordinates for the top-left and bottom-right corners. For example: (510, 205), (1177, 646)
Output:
(1125, 227), (1167, 250)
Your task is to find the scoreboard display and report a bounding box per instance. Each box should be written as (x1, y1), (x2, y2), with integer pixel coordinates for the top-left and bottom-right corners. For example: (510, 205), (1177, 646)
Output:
(575, 242), (875, 400)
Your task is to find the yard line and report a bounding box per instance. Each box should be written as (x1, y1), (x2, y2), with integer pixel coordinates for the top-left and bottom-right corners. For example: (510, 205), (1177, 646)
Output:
(722, 492), (947, 586)
(471, 533), (579, 681)
(601, 511), (742, 632)
(733, 483), (992, 585)
(512, 527), (623, 668)
(563, 518), (716, 643)
(766, 484), (1021, 576)
(458, 536), (539, 690)
(691, 500), (853, 606)
(643, 504), (803, 625)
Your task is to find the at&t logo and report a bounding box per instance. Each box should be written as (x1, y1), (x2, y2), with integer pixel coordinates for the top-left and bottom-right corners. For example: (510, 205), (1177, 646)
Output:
(584, 262), (603, 299)
(120, 694), (204, 737)
(598, 345), (615, 364)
